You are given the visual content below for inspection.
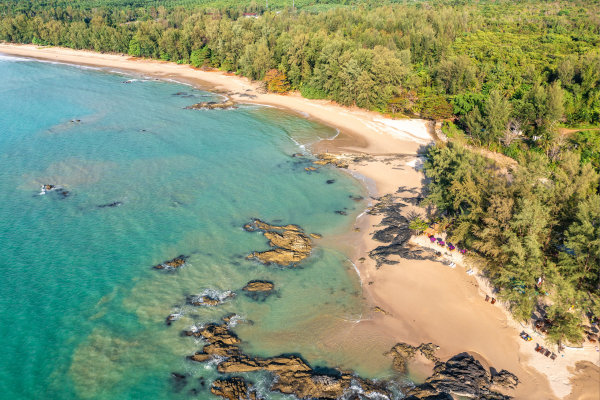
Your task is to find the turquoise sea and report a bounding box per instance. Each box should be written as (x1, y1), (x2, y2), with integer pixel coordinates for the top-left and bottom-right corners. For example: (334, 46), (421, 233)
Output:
(0, 54), (400, 399)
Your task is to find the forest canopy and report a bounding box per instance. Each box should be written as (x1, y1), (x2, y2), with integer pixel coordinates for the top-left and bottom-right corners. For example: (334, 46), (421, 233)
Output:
(1, 0), (598, 152)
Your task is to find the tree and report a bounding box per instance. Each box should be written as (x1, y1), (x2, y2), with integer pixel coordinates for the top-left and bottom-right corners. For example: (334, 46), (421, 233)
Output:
(482, 90), (512, 148)
(264, 69), (290, 93)
(409, 216), (429, 235)
(128, 37), (140, 56)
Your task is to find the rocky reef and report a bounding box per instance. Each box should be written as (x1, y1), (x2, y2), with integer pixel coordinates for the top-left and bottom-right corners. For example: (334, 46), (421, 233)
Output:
(367, 194), (438, 268)
(153, 255), (188, 270)
(186, 323), (390, 400)
(244, 219), (313, 267)
(385, 342), (440, 373)
(186, 100), (235, 110)
(242, 280), (276, 301)
(187, 291), (235, 306)
(242, 281), (274, 292)
(406, 354), (518, 400)
(211, 377), (257, 400)
(313, 153), (371, 169)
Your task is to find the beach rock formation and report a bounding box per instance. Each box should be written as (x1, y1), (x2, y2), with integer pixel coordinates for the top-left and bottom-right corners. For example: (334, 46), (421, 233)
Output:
(153, 255), (188, 269)
(385, 342), (440, 373)
(98, 201), (123, 208)
(313, 153), (370, 169)
(491, 370), (520, 390)
(310, 233), (322, 239)
(242, 281), (274, 292)
(211, 377), (256, 400)
(186, 100), (235, 110)
(367, 194), (438, 268)
(245, 219), (312, 266)
(187, 324), (390, 399)
(407, 354), (516, 400)
(166, 313), (181, 326)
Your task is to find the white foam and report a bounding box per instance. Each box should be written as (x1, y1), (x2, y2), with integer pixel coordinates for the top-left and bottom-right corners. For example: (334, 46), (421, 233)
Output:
(0, 53), (33, 62)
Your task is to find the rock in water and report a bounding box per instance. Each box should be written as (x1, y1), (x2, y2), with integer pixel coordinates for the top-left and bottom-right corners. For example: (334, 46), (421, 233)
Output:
(186, 324), (390, 399)
(407, 354), (516, 400)
(310, 233), (322, 239)
(242, 281), (274, 292)
(153, 255), (188, 269)
(245, 219), (313, 266)
(185, 100), (235, 110)
(211, 377), (255, 400)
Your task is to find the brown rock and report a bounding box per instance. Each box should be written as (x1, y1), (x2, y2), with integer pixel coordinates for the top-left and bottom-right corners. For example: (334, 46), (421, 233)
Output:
(310, 233), (322, 239)
(211, 377), (253, 400)
(374, 306), (392, 316)
(245, 220), (312, 266)
(153, 255), (187, 269)
(242, 281), (274, 292)
(305, 167), (317, 171)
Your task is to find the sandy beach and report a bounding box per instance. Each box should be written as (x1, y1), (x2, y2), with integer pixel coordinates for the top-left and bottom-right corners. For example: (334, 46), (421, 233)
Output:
(2, 43), (598, 400)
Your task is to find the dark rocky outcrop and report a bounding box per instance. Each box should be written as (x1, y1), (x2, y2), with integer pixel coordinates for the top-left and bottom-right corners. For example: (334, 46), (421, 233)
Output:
(385, 342), (440, 373)
(153, 255), (188, 270)
(98, 202), (123, 208)
(166, 313), (181, 326)
(211, 377), (256, 400)
(407, 354), (517, 400)
(186, 100), (235, 110)
(186, 324), (390, 399)
(245, 219), (312, 266)
(491, 370), (520, 390)
(367, 194), (438, 268)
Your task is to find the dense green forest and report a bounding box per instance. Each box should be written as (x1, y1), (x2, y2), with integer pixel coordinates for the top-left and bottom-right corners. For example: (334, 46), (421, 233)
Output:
(1, 0), (598, 159)
(422, 142), (599, 347)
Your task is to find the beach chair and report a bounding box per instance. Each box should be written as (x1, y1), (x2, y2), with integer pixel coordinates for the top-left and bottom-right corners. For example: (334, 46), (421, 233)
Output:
(485, 295), (490, 302)
(550, 354), (557, 360)
(535, 345), (542, 352)
(544, 350), (551, 357)
(491, 298), (496, 305)
(449, 262), (456, 268)
(588, 334), (598, 343)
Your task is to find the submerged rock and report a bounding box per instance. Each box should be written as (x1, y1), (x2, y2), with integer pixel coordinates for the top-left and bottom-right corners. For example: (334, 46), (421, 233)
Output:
(187, 292), (235, 307)
(313, 153), (370, 169)
(335, 211), (347, 215)
(310, 233), (322, 239)
(407, 354), (516, 400)
(166, 313), (181, 326)
(245, 219), (313, 267)
(186, 100), (235, 110)
(242, 281), (274, 292)
(153, 255), (188, 270)
(98, 201), (123, 208)
(171, 372), (189, 393)
(211, 377), (256, 400)
(187, 324), (390, 399)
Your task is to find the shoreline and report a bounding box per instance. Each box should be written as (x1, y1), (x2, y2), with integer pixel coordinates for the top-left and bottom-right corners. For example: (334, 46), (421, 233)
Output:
(2, 44), (598, 400)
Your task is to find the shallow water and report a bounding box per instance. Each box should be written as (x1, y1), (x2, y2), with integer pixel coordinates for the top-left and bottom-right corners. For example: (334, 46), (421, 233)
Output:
(0, 54), (404, 399)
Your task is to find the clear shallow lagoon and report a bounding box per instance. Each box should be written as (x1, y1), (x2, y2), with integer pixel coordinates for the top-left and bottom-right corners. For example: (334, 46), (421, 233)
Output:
(0, 55), (392, 399)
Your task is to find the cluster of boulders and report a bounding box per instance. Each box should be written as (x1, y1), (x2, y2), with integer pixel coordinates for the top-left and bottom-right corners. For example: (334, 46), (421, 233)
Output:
(187, 291), (236, 306)
(404, 354), (519, 400)
(186, 323), (390, 400)
(245, 219), (313, 266)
